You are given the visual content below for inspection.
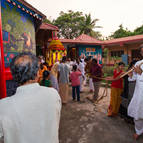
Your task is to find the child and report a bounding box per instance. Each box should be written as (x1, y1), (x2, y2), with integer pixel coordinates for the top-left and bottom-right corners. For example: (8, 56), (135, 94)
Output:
(70, 65), (82, 101)
(38, 63), (48, 82)
(108, 62), (125, 117)
(40, 70), (52, 87)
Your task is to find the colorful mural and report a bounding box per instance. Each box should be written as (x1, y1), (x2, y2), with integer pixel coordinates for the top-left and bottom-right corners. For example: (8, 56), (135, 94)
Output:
(1, 0), (36, 67)
(78, 45), (102, 64)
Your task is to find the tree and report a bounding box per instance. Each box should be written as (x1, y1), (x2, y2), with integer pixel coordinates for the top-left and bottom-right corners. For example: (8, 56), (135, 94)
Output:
(110, 24), (133, 39)
(134, 25), (143, 35)
(53, 10), (85, 39)
(43, 18), (53, 24)
(80, 14), (102, 38)
(53, 11), (102, 39)
(90, 31), (102, 40)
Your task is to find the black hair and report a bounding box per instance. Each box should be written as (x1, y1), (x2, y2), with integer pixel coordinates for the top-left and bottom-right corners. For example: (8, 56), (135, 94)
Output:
(73, 65), (77, 71)
(92, 58), (97, 63)
(62, 56), (67, 62)
(42, 70), (50, 85)
(128, 60), (138, 69)
(118, 62), (125, 66)
(88, 56), (92, 61)
(40, 63), (44, 70)
(10, 52), (39, 85)
(43, 70), (50, 79)
(76, 58), (80, 65)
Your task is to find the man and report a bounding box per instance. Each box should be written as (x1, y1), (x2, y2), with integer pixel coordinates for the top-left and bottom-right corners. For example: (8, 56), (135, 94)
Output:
(90, 58), (102, 101)
(58, 56), (70, 104)
(85, 56), (94, 92)
(128, 44), (143, 140)
(0, 53), (61, 143)
(78, 59), (85, 92)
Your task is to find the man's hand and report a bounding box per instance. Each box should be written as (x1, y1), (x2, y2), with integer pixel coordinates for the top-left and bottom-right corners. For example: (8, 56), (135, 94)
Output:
(134, 65), (142, 75)
(128, 71), (133, 78)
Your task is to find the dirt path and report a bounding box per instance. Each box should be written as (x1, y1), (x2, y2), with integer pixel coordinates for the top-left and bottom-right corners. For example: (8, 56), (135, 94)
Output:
(59, 86), (143, 143)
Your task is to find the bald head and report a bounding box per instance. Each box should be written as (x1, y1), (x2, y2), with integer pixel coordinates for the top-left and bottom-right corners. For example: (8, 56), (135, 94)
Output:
(10, 53), (39, 85)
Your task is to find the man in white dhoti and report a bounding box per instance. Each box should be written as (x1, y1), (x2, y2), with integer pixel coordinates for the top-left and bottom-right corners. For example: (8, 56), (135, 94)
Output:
(58, 56), (70, 104)
(128, 45), (143, 140)
(0, 53), (61, 143)
(78, 59), (85, 92)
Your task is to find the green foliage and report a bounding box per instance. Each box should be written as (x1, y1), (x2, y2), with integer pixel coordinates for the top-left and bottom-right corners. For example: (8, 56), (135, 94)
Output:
(103, 66), (114, 77)
(53, 10), (102, 39)
(2, 3), (35, 53)
(103, 48), (108, 58)
(134, 25), (143, 35)
(110, 24), (133, 39)
(110, 24), (143, 39)
(53, 10), (84, 39)
(80, 14), (102, 39)
(43, 18), (53, 24)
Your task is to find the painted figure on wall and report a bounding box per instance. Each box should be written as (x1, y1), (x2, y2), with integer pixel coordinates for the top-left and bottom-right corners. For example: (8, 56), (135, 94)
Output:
(1, 0), (35, 67)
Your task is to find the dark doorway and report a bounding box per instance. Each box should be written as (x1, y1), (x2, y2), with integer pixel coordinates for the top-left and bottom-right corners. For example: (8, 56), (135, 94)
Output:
(68, 47), (78, 60)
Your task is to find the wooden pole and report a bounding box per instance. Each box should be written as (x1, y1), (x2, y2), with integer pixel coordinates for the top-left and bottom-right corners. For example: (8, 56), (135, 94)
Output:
(0, 4), (7, 98)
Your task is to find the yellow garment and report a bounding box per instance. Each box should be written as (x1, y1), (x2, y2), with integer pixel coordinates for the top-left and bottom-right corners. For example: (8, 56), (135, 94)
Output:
(108, 87), (123, 116)
(59, 83), (69, 104)
(51, 62), (59, 78)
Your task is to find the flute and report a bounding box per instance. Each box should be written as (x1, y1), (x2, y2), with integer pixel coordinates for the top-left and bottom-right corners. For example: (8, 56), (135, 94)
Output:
(119, 62), (143, 78)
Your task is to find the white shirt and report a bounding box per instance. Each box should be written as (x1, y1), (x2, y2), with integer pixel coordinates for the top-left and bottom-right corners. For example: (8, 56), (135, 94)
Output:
(78, 62), (85, 75)
(0, 83), (61, 143)
(128, 59), (143, 120)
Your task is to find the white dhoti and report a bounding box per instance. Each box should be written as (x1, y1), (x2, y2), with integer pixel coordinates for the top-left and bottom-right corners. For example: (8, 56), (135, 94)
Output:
(134, 119), (143, 135)
(79, 75), (84, 92)
(50, 75), (59, 92)
(89, 78), (94, 91)
(128, 59), (143, 135)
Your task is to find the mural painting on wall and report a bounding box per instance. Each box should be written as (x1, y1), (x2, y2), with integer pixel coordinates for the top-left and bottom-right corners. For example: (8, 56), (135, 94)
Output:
(79, 47), (102, 64)
(1, 0), (36, 67)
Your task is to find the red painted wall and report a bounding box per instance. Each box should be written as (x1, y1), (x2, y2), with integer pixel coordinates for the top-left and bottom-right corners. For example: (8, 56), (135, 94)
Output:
(0, 4), (7, 98)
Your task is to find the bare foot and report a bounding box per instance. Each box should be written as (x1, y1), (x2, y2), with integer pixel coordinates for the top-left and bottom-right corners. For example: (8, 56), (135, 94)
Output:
(133, 133), (139, 140)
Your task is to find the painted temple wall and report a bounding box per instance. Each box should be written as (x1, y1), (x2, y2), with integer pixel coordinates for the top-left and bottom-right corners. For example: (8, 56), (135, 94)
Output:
(1, 0), (36, 67)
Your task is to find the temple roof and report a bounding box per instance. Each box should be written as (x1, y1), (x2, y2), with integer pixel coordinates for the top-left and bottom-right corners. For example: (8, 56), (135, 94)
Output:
(40, 23), (59, 31)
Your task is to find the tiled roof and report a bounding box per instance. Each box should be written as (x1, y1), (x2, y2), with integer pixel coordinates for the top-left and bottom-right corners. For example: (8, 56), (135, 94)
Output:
(104, 35), (143, 45)
(40, 23), (59, 31)
(51, 34), (143, 46)
(75, 34), (101, 43)
(60, 34), (102, 45)
(17, 0), (46, 19)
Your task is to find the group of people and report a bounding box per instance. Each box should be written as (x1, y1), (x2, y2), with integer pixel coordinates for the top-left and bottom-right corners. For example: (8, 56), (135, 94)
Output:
(0, 44), (142, 143)
(38, 55), (103, 105)
(106, 44), (143, 140)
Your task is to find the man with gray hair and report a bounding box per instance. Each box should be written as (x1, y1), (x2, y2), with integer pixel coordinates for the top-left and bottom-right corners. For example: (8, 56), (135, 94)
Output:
(0, 52), (61, 143)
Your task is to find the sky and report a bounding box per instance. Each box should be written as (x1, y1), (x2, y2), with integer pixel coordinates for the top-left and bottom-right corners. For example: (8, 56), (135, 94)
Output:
(28, 0), (143, 37)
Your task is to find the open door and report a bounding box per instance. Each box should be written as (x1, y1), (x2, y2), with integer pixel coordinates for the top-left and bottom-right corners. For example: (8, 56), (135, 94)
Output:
(68, 47), (77, 60)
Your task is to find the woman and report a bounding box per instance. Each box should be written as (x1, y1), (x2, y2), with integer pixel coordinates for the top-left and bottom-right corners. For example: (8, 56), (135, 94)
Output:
(108, 62), (125, 117)
(50, 62), (59, 92)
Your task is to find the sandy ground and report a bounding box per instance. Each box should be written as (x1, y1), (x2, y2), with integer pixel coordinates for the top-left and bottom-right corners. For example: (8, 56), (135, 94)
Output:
(59, 85), (143, 143)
